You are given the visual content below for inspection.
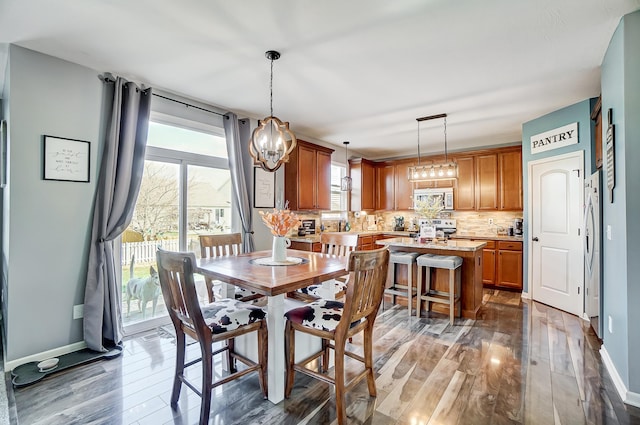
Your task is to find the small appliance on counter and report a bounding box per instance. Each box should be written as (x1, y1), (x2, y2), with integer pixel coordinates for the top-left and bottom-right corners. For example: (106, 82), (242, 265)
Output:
(393, 216), (405, 231)
(417, 219), (456, 240)
(513, 218), (523, 237)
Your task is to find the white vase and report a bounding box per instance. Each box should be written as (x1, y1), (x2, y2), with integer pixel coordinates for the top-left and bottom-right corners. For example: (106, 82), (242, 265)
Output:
(272, 236), (290, 262)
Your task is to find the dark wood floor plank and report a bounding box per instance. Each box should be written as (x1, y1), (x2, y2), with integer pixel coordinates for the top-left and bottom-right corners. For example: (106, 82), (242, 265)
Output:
(9, 290), (640, 425)
(524, 358), (554, 424)
(551, 370), (587, 425)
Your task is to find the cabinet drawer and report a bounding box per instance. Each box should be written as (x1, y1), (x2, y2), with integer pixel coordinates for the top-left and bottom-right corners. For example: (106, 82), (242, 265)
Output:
(481, 240), (496, 249)
(290, 241), (321, 252)
(498, 241), (522, 251)
(359, 235), (374, 245)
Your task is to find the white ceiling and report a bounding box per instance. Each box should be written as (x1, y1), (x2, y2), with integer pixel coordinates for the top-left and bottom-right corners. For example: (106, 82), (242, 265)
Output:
(1, 0), (639, 159)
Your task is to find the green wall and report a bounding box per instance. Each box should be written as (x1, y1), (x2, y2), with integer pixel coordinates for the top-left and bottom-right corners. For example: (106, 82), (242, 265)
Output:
(601, 9), (640, 394)
(3, 45), (103, 363)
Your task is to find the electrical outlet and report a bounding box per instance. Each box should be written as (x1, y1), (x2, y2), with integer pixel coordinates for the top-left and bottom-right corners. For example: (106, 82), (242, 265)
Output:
(488, 218), (494, 225)
(73, 304), (84, 320)
(607, 225), (612, 240)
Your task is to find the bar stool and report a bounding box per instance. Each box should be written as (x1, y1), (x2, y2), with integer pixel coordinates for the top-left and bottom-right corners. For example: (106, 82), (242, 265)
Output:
(415, 254), (462, 325)
(384, 251), (420, 315)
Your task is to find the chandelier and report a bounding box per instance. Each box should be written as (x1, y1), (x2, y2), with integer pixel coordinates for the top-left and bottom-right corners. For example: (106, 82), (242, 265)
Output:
(249, 50), (297, 172)
(341, 141), (352, 191)
(407, 113), (458, 182)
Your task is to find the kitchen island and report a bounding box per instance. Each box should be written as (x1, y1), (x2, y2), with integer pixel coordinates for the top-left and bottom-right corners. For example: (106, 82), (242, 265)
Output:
(376, 237), (487, 319)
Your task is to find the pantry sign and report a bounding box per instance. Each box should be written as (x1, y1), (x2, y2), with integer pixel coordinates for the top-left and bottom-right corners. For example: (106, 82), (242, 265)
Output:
(530, 122), (578, 154)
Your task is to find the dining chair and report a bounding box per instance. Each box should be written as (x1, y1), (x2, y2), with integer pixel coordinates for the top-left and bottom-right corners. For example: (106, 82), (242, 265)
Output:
(199, 233), (262, 302)
(284, 246), (390, 425)
(156, 249), (268, 425)
(295, 232), (359, 301)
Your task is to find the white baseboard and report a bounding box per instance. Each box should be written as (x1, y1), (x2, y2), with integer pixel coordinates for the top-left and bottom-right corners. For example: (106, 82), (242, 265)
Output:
(5, 340), (87, 371)
(600, 345), (640, 408)
(520, 291), (531, 300)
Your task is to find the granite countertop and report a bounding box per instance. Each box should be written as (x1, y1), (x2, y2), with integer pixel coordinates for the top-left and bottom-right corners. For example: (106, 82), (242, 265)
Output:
(450, 232), (524, 242)
(375, 237), (486, 252)
(288, 230), (412, 243)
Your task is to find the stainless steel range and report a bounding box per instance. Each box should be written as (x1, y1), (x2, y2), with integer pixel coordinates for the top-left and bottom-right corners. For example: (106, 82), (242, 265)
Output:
(418, 218), (457, 235)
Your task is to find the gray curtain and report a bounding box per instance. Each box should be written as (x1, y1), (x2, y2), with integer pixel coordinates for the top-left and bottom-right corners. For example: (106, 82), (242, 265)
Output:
(224, 112), (255, 253)
(84, 77), (152, 351)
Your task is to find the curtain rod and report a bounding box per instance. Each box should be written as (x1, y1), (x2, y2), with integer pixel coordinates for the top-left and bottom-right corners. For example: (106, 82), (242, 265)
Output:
(151, 93), (225, 117)
(99, 74), (225, 117)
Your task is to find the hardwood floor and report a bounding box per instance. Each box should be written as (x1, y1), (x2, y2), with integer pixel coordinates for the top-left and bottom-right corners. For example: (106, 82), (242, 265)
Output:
(8, 290), (640, 424)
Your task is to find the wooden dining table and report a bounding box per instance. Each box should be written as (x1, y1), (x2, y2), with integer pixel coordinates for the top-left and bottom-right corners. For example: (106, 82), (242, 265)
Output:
(195, 249), (349, 404)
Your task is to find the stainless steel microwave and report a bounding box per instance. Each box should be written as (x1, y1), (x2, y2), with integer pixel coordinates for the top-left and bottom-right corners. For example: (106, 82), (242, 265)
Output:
(413, 188), (454, 210)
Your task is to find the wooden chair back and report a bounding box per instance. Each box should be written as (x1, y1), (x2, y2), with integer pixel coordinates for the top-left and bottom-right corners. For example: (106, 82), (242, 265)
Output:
(156, 250), (205, 341)
(199, 233), (242, 259)
(337, 247), (389, 337)
(320, 233), (359, 257)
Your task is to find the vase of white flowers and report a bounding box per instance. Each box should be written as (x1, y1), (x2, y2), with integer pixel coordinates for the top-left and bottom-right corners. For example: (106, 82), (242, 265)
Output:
(415, 196), (444, 240)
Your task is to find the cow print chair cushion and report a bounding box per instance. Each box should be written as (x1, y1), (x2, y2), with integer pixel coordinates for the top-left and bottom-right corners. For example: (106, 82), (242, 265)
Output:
(297, 280), (347, 298)
(285, 299), (360, 332)
(201, 298), (266, 334)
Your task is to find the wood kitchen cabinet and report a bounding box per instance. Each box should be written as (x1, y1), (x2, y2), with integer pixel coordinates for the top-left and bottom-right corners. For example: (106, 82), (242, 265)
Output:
(289, 241), (322, 252)
(349, 158), (376, 211)
(476, 154), (499, 210)
(284, 140), (334, 210)
(481, 240), (496, 285)
(357, 235), (375, 250)
(374, 160), (417, 211)
(454, 156), (475, 210)
(376, 164), (395, 211)
(496, 241), (523, 289)
(394, 161), (415, 210)
(459, 238), (522, 290)
(499, 150), (523, 210)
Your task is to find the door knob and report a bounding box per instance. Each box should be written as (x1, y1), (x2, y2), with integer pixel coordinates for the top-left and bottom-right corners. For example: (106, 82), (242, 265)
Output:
(532, 237), (539, 242)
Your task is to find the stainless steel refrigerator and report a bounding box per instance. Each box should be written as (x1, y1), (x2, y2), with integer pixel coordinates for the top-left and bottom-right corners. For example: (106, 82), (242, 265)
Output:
(584, 170), (602, 338)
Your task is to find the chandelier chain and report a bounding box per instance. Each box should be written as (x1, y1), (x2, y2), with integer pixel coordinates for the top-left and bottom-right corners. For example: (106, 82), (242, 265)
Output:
(269, 57), (274, 117)
(444, 116), (448, 162)
(417, 120), (421, 166)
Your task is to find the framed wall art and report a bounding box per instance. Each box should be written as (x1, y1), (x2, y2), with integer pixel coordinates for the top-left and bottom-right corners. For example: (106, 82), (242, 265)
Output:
(254, 167), (275, 208)
(43, 135), (90, 183)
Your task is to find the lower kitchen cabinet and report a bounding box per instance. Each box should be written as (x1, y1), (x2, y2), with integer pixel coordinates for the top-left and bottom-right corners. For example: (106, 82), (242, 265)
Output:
(290, 241), (322, 252)
(482, 240), (496, 285)
(496, 241), (523, 289)
(466, 239), (522, 290)
(357, 235), (375, 250)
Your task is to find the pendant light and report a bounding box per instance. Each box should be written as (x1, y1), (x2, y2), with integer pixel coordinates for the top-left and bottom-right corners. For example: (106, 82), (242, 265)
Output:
(407, 113), (458, 182)
(341, 141), (352, 191)
(249, 50), (297, 172)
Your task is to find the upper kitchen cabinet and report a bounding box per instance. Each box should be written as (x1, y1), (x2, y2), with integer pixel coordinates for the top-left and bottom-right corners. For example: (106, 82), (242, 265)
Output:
(376, 163), (395, 211)
(284, 140), (334, 210)
(453, 146), (522, 212)
(498, 149), (523, 210)
(476, 153), (499, 210)
(394, 161), (415, 210)
(350, 158), (376, 211)
(453, 156), (475, 210)
(413, 156), (454, 190)
(375, 160), (415, 211)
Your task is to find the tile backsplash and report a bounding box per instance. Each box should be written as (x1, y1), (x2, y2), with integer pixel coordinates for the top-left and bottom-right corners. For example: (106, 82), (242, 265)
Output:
(284, 210), (522, 236)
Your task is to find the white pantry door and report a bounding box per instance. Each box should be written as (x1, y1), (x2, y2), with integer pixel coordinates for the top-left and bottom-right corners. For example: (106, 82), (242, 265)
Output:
(529, 151), (583, 316)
